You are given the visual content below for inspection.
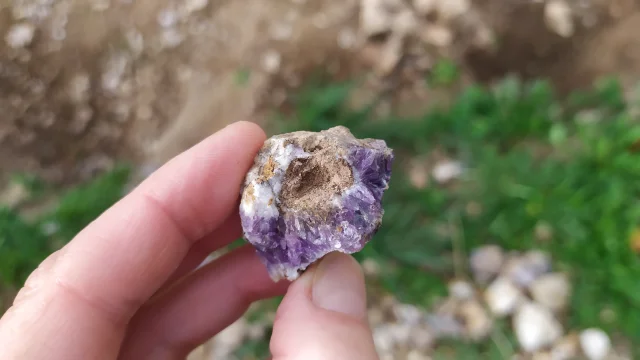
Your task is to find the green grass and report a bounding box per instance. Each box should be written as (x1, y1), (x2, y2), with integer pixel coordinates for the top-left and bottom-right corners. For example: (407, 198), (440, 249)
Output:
(0, 166), (130, 294)
(275, 75), (640, 347)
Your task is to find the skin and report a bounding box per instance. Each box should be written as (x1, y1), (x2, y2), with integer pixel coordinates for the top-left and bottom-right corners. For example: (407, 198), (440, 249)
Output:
(0, 122), (379, 360)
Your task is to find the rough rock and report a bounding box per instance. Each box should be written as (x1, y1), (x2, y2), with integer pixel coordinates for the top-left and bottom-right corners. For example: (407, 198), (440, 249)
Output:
(436, 0), (470, 21)
(458, 300), (493, 341)
(551, 333), (580, 360)
(240, 126), (394, 281)
(513, 302), (563, 353)
(484, 277), (523, 317)
(448, 279), (475, 300)
(544, 0), (574, 38)
(529, 273), (571, 312)
(579, 328), (611, 360)
(5, 23), (36, 48)
(432, 160), (463, 184)
(469, 245), (505, 284)
(503, 250), (552, 287)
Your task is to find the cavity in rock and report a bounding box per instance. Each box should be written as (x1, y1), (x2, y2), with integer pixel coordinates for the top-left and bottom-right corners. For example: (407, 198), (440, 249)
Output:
(239, 126), (394, 281)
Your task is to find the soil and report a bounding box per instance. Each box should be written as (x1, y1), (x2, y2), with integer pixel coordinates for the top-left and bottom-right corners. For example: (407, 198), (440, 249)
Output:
(1, 0), (640, 189)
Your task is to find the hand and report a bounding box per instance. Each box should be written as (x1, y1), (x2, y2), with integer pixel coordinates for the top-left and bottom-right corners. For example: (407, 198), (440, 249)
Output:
(0, 122), (379, 360)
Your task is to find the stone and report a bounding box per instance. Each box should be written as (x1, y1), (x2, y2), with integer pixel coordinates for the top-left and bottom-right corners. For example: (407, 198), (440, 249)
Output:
(261, 50), (282, 73)
(469, 245), (504, 284)
(513, 302), (563, 353)
(432, 160), (463, 183)
(529, 273), (571, 312)
(413, 0), (437, 16)
(551, 333), (580, 360)
(407, 350), (430, 360)
(458, 300), (493, 341)
(448, 279), (475, 300)
(373, 325), (396, 353)
(425, 313), (464, 339)
(419, 24), (453, 47)
(392, 9), (418, 37)
(503, 250), (552, 287)
(393, 303), (424, 326)
(240, 126), (394, 281)
(5, 23), (36, 48)
(484, 277), (523, 317)
(436, 0), (470, 21)
(389, 323), (412, 344)
(362, 257), (381, 276)
(544, 0), (574, 38)
(531, 352), (552, 360)
(579, 328), (611, 360)
(409, 326), (435, 350)
(360, 0), (395, 37)
(212, 318), (247, 358)
(183, 0), (208, 14)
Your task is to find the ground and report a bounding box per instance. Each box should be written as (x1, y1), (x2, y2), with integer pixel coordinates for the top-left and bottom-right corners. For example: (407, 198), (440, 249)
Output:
(2, 0), (640, 185)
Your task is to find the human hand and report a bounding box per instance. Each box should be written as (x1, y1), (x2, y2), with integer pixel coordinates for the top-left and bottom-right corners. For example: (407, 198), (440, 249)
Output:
(0, 122), (379, 360)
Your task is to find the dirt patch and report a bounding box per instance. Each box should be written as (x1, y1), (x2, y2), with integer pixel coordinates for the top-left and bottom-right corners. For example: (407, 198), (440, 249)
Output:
(1, 0), (640, 187)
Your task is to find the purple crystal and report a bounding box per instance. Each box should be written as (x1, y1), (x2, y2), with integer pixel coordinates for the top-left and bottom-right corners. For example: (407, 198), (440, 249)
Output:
(239, 126), (394, 281)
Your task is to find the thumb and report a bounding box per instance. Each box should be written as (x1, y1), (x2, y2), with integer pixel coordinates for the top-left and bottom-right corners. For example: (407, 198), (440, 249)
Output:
(270, 252), (379, 360)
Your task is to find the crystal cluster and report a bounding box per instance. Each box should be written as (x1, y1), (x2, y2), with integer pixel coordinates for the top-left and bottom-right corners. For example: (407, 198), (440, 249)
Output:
(240, 126), (394, 281)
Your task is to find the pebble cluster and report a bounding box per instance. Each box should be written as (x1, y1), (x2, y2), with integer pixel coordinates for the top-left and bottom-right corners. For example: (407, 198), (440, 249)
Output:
(364, 246), (620, 360)
(186, 245), (624, 360)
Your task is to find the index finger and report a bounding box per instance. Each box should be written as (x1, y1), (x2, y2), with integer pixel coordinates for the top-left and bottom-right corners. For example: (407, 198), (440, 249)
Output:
(56, 121), (265, 320)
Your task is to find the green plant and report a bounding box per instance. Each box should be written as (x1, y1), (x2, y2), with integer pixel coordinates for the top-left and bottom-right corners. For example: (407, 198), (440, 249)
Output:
(275, 76), (640, 346)
(0, 166), (130, 293)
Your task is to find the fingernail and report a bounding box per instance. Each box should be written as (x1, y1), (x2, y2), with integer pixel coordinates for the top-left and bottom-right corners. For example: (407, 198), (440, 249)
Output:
(311, 252), (367, 320)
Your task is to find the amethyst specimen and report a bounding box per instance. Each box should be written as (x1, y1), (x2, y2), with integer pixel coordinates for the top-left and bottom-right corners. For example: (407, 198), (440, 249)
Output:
(239, 126), (394, 281)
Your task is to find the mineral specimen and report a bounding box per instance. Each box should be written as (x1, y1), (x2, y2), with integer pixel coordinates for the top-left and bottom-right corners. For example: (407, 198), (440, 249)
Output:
(240, 126), (394, 281)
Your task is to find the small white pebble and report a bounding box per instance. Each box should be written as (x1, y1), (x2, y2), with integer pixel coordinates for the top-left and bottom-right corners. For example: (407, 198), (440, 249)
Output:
(413, 0), (437, 16)
(579, 328), (611, 360)
(362, 258), (381, 276)
(409, 326), (435, 350)
(551, 333), (580, 360)
(420, 24), (453, 48)
(436, 0), (470, 21)
(183, 0), (208, 13)
(360, 0), (393, 37)
(484, 277), (523, 317)
(432, 160), (463, 183)
(337, 28), (357, 49)
(544, 0), (574, 37)
(393, 303), (423, 325)
(458, 300), (493, 341)
(469, 245), (504, 283)
(161, 28), (185, 48)
(514, 302), (563, 352)
(5, 23), (36, 48)
(407, 350), (430, 360)
(529, 273), (571, 312)
(392, 9), (417, 37)
(261, 50), (281, 73)
(389, 323), (412, 344)
(448, 279), (475, 300)
(157, 9), (179, 28)
(373, 325), (395, 353)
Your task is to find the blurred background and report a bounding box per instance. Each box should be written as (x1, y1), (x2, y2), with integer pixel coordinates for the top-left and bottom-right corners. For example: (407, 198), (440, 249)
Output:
(2, 0), (640, 359)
